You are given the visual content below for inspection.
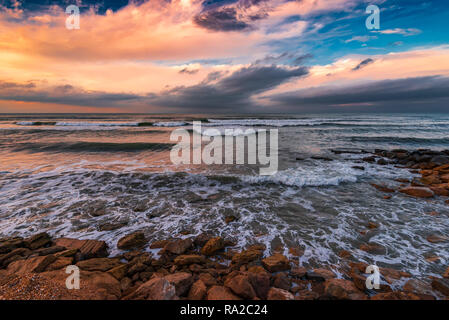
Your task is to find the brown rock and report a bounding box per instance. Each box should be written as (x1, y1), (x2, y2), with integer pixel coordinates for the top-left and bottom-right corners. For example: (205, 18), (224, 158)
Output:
(367, 222), (378, 229)
(188, 280), (207, 300)
(431, 278), (449, 296)
(117, 232), (147, 250)
(247, 266), (266, 274)
(55, 248), (79, 258)
(33, 246), (65, 256)
(359, 242), (386, 255)
(224, 216), (237, 224)
(231, 249), (263, 266)
(272, 272), (291, 291)
(371, 184), (395, 193)
(0, 247), (32, 267)
(338, 250), (353, 259)
(427, 235), (449, 243)
(290, 267), (307, 278)
(399, 187), (434, 198)
(201, 237), (225, 256)
(164, 272), (193, 296)
(288, 246), (304, 257)
(194, 233), (212, 247)
(324, 279), (365, 300)
(124, 277), (177, 300)
(0, 237), (24, 254)
(163, 238), (193, 255)
(224, 274), (256, 299)
(207, 285), (241, 300)
(6, 255), (56, 274)
(76, 258), (123, 272)
(420, 174), (441, 185)
(429, 186), (449, 196)
(107, 264), (128, 280)
(54, 238), (108, 259)
(199, 272), (217, 286)
(295, 290), (319, 300)
(371, 291), (420, 300)
(267, 287), (294, 300)
(174, 255), (206, 266)
(262, 253), (290, 272)
(425, 211), (440, 216)
(248, 271), (270, 299)
(149, 240), (170, 249)
(45, 256), (73, 271)
(312, 268), (336, 280)
(403, 279), (434, 297)
(24, 233), (52, 250)
(443, 267), (449, 279)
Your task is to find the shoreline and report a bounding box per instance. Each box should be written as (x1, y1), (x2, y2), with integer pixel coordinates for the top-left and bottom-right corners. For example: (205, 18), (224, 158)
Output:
(1, 148), (449, 300)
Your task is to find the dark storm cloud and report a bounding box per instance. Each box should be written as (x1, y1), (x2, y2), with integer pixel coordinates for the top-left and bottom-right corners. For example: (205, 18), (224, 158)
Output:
(352, 58), (374, 71)
(194, 7), (251, 31)
(253, 53), (312, 66)
(267, 76), (449, 111)
(0, 81), (140, 107)
(146, 65), (309, 111)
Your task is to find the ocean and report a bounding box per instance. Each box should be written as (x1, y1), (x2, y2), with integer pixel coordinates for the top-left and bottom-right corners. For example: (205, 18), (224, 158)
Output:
(0, 113), (448, 284)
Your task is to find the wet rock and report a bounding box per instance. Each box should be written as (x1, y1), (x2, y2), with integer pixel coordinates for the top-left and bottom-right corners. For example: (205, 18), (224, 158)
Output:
(290, 267), (307, 278)
(149, 240), (170, 249)
(426, 235), (449, 243)
(367, 222), (379, 229)
(7, 255), (56, 274)
(117, 232), (147, 250)
(97, 221), (127, 232)
(87, 200), (109, 217)
(124, 277), (177, 300)
(207, 286), (241, 300)
(377, 158), (388, 165)
(403, 279), (435, 298)
(262, 253), (290, 272)
(54, 238), (108, 259)
(33, 246), (65, 256)
(429, 186), (449, 196)
(225, 216), (238, 224)
(163, 238), (193, 255)
(272, 272), (291, 291)
(174, 255), (206, 266)
(431, 278), (449, 296)
(359, 242), (386, 255)
(399, 187), (434, 198)
(420, 174), (441, 185)
(24, 233), (51, 250)
(311, 268), (336, 280)
(431, 155), (449, 165)
(231, 249), (263, 266)
(199, 272), (217, 286)
(371, 184), (395, 193)
(295, 290), (320, 300)
(352, 166), (365, 171)
(188, 280), (207, 300)
(76, 258), (123, 272)
(444, 267), (449, 279)
(248, 271), (270, 299)
(362, 156), (376, 163)
(55, 248), (79, 258)
(193, 233), (212, 247)
(267, 287), (294, 300)
(224, 274), (256, 299)
(201, 237), (225, 256)
(0, 237), (24, 254)
(324, 279), (365, 300)
(0, 247), (32, 267)
(165, 272), (193, 296)
(338, 250), (353, 259)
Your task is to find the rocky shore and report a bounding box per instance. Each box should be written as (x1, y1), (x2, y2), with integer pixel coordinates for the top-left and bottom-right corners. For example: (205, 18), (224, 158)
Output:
(1, 148), (449, 300)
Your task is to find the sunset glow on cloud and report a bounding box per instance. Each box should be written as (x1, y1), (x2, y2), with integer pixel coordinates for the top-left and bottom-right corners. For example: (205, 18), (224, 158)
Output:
(0, 0), (448, 112)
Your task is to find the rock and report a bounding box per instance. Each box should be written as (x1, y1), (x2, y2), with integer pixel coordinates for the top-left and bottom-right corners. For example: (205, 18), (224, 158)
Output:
(290, 267), (307, 278)
(338, 250), (353, 259)
(431, 155), (449, 165)
(199, 273), (217, 286)
(107, 264), (128, 280)
(149, 240), (170, 249)
(76, 258), (123, 272)
(429, 186), (449, 196)
(310, 268), (336, 280)
(117, 232), (147, 250)
(272, 272), (291, 291)
(224, 274), (256, 299)
(174, 255), (206, 266)
(371, 184), (395, 193)
(295, 290), (320, 300)
(399, 187), (434, 198)
(267, 287), (294, 300)
(225, 216), (238, 224)
(164, 272), (193, 296)
(377, 158), (388, 165)
(201, 237), (225, 256)
(324, 279), (365, 300)
(97, 222), (127, 232)
(371, 291), (421, 300)
(367, 222), (378, 229)
(444, 267), (449, 279)
(0, 237), (24, 254)
(363, 156), (376, 163)
(359, 242), (386, 255)
(188, 280), (207, 300)
(262, 253), (290, 272)
(248, 271), (270, 299)
(431, 278), (449, 296)
(420, 174), (441, 185)
(403, 279), (435, 297)
(45, 257), (73, 271)
(24, 233), (51, 250)
(380, 267), (411, 282)
(0, 247), (32, 267)
(231, 249), (263, 266)
(124, 277), (177, 300)
(55, 249), (79, 258)
(54, 238), (108, 259)
(163, 238), (193, 255)
(426, 235), (449, 243)
(7, 255), (56, 274)
(207, 286), (241, 300)
(33, 246), (65, 256)
(194, 233), (212, 247)
(352, 166), (365, 171)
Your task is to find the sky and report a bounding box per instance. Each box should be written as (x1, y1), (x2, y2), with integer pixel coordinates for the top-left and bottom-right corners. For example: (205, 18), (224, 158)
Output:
(0, 0), (448, 113)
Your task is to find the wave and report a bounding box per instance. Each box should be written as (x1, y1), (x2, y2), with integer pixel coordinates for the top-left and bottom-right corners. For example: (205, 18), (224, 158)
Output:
(348, 136), (449, 144)
(11, 142), (174, 153)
